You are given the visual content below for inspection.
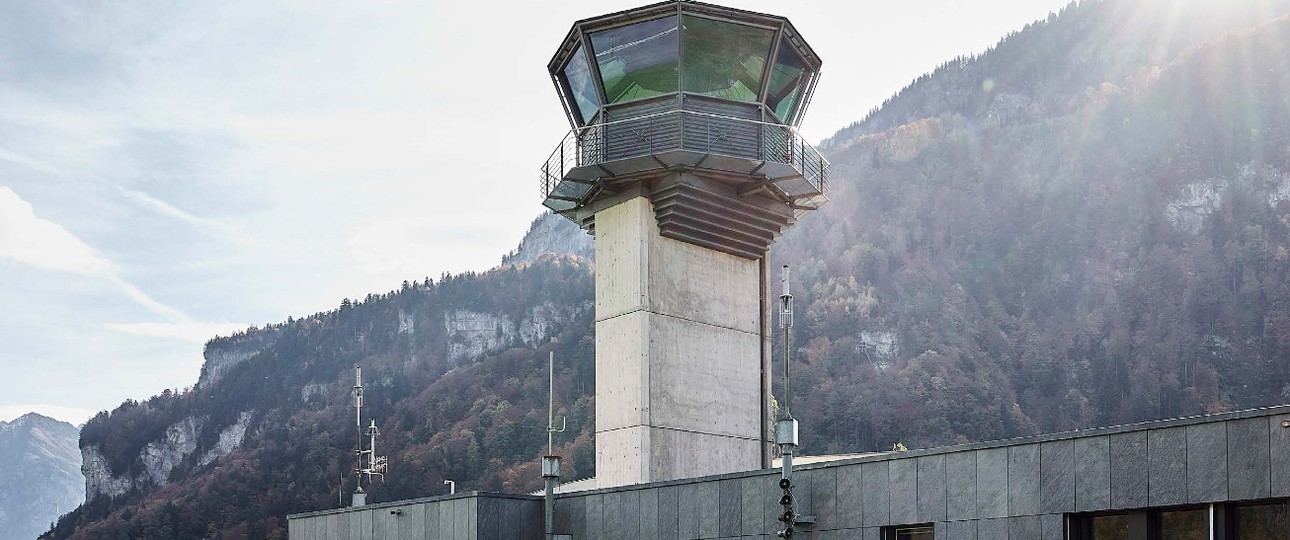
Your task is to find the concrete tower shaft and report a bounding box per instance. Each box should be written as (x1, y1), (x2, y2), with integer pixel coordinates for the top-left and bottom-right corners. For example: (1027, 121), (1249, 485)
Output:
(542, 0), (828, 487)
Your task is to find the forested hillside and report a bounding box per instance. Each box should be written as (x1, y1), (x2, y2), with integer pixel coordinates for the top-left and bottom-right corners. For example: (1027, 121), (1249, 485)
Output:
(784, 0), (1290, 451)
(47, 259), (597, 539)
(45, 0), (1290, 537)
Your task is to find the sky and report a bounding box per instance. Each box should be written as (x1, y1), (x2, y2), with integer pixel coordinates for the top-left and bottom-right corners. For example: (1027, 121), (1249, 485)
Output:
(0, 0), (1074, 426)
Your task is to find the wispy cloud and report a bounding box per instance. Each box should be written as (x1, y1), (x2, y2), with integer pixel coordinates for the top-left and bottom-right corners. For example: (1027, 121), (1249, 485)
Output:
(0, 186), (114, 275)
(0, 186), (182, 318)
(0, 148), (64, 176)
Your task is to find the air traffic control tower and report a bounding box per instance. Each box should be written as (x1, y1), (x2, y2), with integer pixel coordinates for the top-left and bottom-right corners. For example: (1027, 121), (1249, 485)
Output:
(541, 1), (828, 488)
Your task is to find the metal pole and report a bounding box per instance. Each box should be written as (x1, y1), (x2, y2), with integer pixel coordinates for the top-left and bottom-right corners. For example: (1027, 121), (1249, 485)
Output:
(548, 352), (555, 455)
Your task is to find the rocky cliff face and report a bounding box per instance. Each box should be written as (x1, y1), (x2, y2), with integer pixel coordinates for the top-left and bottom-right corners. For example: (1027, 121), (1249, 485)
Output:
(82, 412), (253, 504)
(197, 328), (282, 387)
(0, 413), (83, 540)
(501, 212), (593, 266)
(445, 301), (591, 366)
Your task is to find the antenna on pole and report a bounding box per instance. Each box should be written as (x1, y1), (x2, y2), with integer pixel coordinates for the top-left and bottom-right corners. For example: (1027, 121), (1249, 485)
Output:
(352, 365), (364, 506)
(547, 351), (567, 454)
(775, 265), (810, 537)
(350, 365), (387, 507)
(542, 351), (566, 539)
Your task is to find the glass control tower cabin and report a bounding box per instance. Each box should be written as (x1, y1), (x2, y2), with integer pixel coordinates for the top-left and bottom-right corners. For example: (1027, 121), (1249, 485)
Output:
(540, 1), (828, 488)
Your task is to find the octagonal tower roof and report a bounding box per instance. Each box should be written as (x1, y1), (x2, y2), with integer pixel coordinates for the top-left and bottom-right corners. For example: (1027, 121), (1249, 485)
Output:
(548, 1), (822, 129)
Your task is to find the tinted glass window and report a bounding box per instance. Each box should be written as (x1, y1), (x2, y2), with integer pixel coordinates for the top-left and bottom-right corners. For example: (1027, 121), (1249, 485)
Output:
(1091, 514), (1130, 540)
(680, 15), (773, 101)
(562, 44), (600, 124)
(590, 16), (678, 104)
(1159, 508), (1207, 540)
(766, 44), (808, 122)
(894, 525), (934, 540)
(1236, 502), (1289, 539)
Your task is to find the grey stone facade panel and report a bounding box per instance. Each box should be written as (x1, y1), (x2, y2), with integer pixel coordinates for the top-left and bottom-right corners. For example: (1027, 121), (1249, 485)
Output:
(584, 494), (604, 540)
(1040, 513), (1064, 540)
(425, 501), (439, 538)
(1149, 427), (1187, 506)
(1269, 414), (1290, 497)
(808, 467), (838, 530)
(1009, 515), (1039, 539)
(939, 520), (976, 540)
(1074, 436), (1110, 511)
(1109, 431), (1148, 509)
(837, 464), (865, 528)
(1008, 445), (1040, 516)
(718, 478), (741, 537)
(740, 475), (763, 536)
(678, 484), (700, 538)
(1186, 422), (1227, 503)
(917, 454), (948, 522)
(607, 489), (641, 540)
(1227, 417), (1270, 500)
(890, 457), (918, 523)
(1039, 440), (1074, 514)
(862, 461), (890, 526)
(477, 498), (499, 540)
(977, 517), (1009, 539)
(639, 488), (659, 539)
(658, 485), (680, 539)
(946, 452), (977, 521)
(698, 480), (720, 538)
(976, 448), (1009, 519)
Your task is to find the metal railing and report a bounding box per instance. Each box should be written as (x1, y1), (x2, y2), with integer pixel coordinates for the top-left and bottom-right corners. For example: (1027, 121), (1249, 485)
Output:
(540, 109), (829, 203)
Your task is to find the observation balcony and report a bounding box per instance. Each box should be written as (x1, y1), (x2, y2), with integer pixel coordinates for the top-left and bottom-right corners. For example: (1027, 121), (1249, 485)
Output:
(540, 94), (829, 218)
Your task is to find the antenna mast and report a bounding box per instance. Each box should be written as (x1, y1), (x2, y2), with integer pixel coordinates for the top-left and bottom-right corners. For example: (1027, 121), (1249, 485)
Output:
(542, 351), (566, 539)
(775, 265), (810, 538)
(353, 365), (363, 480)
(350, 365), (387, 507)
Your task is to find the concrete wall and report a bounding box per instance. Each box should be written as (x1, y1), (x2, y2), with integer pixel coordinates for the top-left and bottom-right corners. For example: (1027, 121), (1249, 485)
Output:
(550, 405), (1290, 539)
(594, 196), (763, 487)
(287, 493), (541, 540)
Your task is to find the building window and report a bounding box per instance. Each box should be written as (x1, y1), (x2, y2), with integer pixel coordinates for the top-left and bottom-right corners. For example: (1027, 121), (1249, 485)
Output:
(1159, 508), (1207, 540)
(885, 524), (934, 540)
(1074, 501), (1290, 539)
(1231, 501), (1289, 539)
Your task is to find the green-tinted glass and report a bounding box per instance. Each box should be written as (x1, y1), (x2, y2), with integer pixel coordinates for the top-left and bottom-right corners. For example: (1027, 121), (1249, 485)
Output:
(681, 15), (773, 101)
(766, 44), (808, 122)
(562, 44), (600, 124)
(1159, 509), (1207, 540)
(590, 16), (678, 104)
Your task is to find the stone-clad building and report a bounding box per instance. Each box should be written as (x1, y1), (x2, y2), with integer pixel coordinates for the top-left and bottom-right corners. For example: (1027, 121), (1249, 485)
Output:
(289, 404), (1290, 539)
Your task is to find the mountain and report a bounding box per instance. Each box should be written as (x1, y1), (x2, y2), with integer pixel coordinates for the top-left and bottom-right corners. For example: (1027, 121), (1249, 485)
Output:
(46, 258), (596, 539)
(0, 413), (82, 540)
(45, 0), (1290, 537)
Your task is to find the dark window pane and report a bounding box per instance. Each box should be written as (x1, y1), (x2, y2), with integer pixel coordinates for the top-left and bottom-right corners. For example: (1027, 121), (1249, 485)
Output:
(680, 15), (773, 101)
(1091, 514), (1130, 540)
(562, 44), (600, 124)
(1160, 508), (1207, 540)
(590, 16), (678, 104)
(765, 44), (808, 122)
(1236, 502), (1289, 540)
(895, 525), (934, 540)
